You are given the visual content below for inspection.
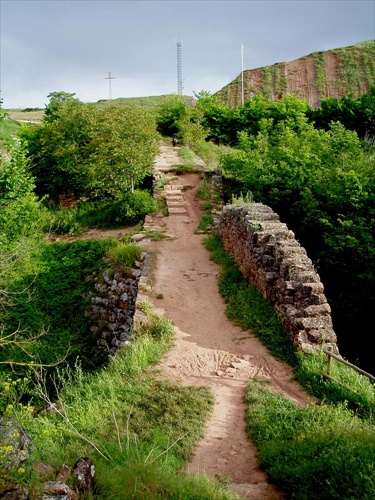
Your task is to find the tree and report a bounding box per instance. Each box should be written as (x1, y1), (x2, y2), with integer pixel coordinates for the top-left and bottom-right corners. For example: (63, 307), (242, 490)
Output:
(156, 95), (186, 136)
(44, 91), (78, 122)
(91, 105), (159, 196)
(0, 137), (42, 245)
(21, 99), (98, 200)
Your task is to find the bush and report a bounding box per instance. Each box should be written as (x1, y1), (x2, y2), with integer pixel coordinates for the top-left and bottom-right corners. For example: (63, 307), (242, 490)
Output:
(105, 242), (143, 272)
(83, 190), (155, 229)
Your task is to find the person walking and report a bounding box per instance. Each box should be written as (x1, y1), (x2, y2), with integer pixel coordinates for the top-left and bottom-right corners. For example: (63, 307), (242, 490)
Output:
(172, 136), (177, 148)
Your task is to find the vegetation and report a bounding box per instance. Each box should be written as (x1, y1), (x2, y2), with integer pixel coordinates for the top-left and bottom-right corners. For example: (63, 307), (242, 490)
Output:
(245, 381), (375, 500)
(163, 88), (374, 374)
(21, 94), (159, 201)
(204, 232), (375, 498)
(1, 94), (237, 498)
(214, 40), (375, 108)
(218, 107), (375, 372)
(2, 68), (375, 497)
(2, 300), (237, 499)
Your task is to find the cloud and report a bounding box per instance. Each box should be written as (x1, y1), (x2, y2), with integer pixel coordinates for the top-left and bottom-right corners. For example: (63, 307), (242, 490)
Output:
(1, 0), (373, 108)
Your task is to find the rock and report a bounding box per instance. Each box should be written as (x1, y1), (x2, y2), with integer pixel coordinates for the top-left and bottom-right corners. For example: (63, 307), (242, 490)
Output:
(73, 457), (95, 493)
(42, 481), (77, 500)
(34, 463), (57, 482)
(0, 418), (35, 471)
(0, 488), (29, 499)
(56, 464), (71, 483)
(219, 204), (339, 354)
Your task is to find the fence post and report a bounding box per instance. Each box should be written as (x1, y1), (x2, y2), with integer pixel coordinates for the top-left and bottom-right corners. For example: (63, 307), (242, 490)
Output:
(327, 347), (332, 375)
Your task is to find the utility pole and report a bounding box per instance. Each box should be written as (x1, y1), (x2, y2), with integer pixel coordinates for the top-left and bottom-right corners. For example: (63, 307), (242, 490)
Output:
(241, 45), (244, 105)
(177, 38), (183, 95)
(105, 71), (115, 100)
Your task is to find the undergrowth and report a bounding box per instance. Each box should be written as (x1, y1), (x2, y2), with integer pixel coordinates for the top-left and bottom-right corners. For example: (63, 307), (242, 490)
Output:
(246, 381), (375, 500)
(3, 301), (237, 499)
(203, 231), (375, 499)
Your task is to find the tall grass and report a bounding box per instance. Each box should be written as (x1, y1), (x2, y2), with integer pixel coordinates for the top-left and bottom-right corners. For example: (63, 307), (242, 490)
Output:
(203, 231), (375, 498)
(245, 381), (375, 500)
(0, 118), (21, 151)
(7, 302), (238, 499)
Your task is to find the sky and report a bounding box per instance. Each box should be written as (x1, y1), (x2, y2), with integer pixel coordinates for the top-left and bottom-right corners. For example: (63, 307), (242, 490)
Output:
(1, 0), (374, 109)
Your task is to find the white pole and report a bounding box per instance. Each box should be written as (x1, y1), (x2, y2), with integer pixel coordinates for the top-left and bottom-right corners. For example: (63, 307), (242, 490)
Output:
(241, 45), (244, 105)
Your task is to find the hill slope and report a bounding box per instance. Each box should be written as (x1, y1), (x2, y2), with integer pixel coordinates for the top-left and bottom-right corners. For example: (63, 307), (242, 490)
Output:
(214, 40), (375, 108)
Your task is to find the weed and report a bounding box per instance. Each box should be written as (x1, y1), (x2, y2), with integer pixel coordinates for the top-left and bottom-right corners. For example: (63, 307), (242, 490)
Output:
(7, 301), (236, 499)
(105, 241), (142, 273)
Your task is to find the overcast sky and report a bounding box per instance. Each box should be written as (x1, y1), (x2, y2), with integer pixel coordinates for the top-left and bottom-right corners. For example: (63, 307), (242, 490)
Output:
(1, 0), (374, 109)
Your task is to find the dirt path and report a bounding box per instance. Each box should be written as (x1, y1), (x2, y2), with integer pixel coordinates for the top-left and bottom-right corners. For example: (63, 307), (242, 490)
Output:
(142, 145), (314, 499)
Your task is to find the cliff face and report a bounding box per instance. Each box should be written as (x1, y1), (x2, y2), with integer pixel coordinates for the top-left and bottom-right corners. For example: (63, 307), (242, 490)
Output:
(214, 40), (375, 109)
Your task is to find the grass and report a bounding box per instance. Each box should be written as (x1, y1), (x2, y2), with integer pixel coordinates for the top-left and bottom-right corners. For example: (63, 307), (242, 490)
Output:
(4, 109), (44, 122)
(0, 118), (22, 152)
(203, 231), (375, 499)
(0, 239), (117, 383)
(105, 241), (143, 273)
(97, 94), (193, 110)
(174, 146), (198, 173)
(3, 301), (238, 499)
(195, 179), (215, 234)
(43, 191), (156, 235)
(245, 381), (375, 500)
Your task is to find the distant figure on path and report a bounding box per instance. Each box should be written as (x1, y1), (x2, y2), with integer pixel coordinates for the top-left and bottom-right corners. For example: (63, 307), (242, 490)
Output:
(172, 136), (177, 148)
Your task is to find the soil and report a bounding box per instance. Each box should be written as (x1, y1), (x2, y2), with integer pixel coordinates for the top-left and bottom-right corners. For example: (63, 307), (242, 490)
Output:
(65, 143), (314, 499)
(140, 145), (315, 499)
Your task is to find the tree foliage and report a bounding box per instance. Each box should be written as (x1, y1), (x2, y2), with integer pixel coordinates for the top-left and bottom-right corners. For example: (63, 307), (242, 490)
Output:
(307, 87), (375, 141)
(90, 104), (159, 196)
(21, 96), (159, 201)
(156, 95), (186, 137)
(0, 138), (42, 246)
(220, 113), (375, 371)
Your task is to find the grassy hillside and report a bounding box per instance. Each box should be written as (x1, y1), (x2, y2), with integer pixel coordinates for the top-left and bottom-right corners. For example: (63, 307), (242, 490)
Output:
(214, 40), (375, 109)
(97, 94), (193, 109)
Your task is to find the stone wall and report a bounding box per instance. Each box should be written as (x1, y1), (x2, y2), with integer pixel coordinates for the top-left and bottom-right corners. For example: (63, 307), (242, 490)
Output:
(218, 203), (338, 354)
(86, 251), (153, 356)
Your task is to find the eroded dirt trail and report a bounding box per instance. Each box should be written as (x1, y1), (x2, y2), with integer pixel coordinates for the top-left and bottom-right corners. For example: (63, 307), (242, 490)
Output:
(145, 146), (313, 499)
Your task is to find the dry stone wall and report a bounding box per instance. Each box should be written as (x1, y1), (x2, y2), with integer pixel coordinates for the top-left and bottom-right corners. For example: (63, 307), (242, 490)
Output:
(218, 203), (338, 354)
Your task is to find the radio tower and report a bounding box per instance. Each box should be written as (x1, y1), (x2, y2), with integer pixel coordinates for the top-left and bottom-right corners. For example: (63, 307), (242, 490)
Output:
(177, 38), (183, 95)
(105, 71), (115, 100)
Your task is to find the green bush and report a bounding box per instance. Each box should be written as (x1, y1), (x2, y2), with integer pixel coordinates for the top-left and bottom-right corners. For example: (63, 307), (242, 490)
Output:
(105, 242), (142, 272)
(246, 381), (375, 500)
(82, 190), (155, 229)
(44, 190), (156, 234)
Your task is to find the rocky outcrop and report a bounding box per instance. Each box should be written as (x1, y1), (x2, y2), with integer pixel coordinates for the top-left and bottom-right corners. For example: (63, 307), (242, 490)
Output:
(218, 203), (338, 353)
(215, 40), (375, 109)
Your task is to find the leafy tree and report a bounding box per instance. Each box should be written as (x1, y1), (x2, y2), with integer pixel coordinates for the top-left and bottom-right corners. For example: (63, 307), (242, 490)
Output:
(156, 95), (186, 136)
(0, 138), (42, 245)
(220, 119), (375, 371)
(308, 88), (375, 141)
(22, 99), (97, 200)
(22, 96), (159, 200)
(44, 91), (78, 122)
(90, 104), (159, 196)
(0, 97), (7, 121)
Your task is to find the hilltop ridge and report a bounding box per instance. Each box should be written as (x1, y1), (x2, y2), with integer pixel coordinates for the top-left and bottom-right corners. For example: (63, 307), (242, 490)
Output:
(214, 40), (375, 108)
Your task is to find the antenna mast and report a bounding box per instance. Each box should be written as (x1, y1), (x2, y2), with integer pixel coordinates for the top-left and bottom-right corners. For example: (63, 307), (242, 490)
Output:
(177, 38), (183, 95)
(105, 71), (115, 100)
(241, 45), (244, 105)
